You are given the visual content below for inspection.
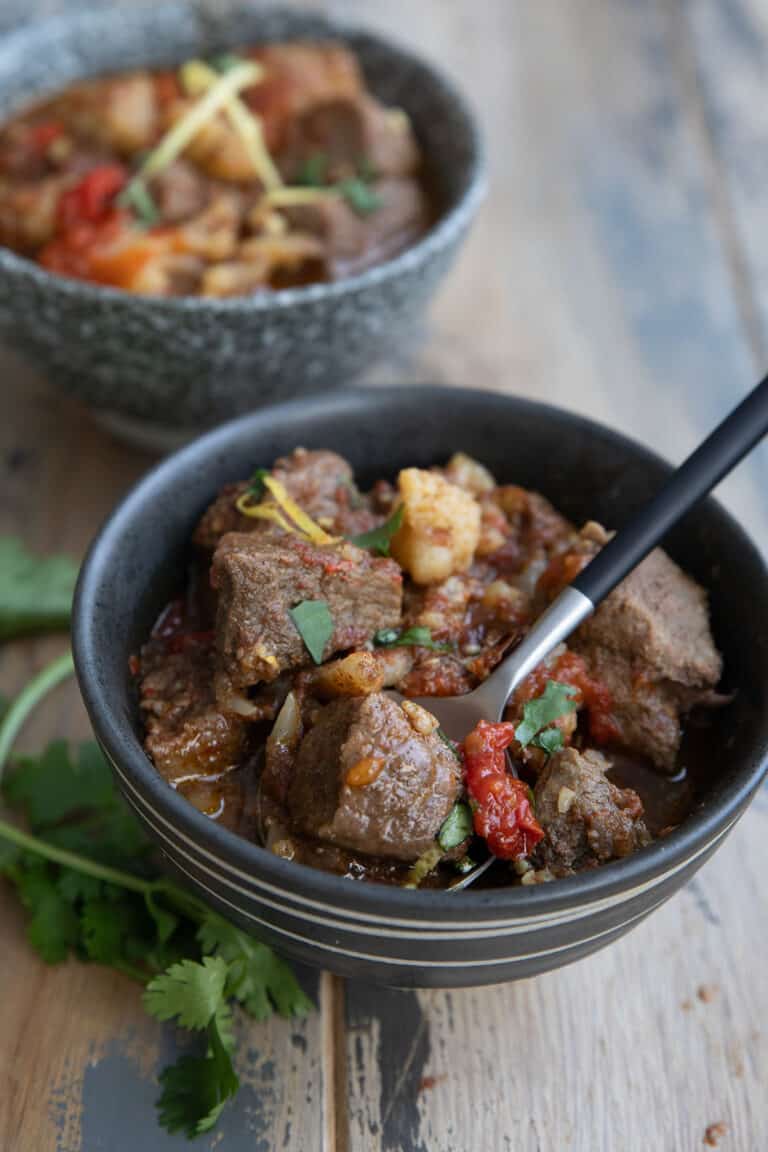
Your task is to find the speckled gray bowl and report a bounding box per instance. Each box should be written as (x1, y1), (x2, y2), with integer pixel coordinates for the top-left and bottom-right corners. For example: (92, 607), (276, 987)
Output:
(0, 3), (485, 448)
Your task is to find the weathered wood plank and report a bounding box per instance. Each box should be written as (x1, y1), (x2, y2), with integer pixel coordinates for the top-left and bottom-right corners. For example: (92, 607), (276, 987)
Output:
(0, 374), (328, 1152)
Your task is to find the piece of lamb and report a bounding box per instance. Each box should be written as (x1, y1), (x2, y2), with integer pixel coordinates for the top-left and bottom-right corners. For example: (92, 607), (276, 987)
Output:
(192, 448), (373, 550)
(533, 746), (650, 872)
(287, 692), (461, 860)
(211, 532), (402, 701)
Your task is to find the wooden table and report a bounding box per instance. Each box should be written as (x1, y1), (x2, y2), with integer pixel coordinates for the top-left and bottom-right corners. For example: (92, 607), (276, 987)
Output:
(1, 2), (767, 1149)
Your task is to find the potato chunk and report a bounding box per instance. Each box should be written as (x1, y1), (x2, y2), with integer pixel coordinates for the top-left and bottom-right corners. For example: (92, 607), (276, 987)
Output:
(390, 468), (481, 585)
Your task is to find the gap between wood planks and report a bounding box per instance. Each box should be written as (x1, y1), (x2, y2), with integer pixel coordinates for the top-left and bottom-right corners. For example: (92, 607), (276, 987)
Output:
(668, 0), (767, 371)
(321, 971), (350, 1152)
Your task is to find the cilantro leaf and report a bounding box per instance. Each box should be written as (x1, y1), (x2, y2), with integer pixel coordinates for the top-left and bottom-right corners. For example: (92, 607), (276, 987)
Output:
(117, 180), (159, 227)
(350, 505), (404, 556)
(12, 857), (80, 963)
(438, 802), (473, 851)
(246, 467), (269, 501)
(289, 600), (333, 665)
(4, 740), (114, 829)
(144, 955), (229, 1029)
(515, 681), (579, 749)
(297, 151), (329, 187)
(0, 537), (78, 640)
(338, 177), (381, 215)
(374, 625), (449, 652)
(156, 1019), (239, 1138)
(198, 912), (313, 1019)
(145, 890), (179, 945)
(532, 727), (565, 755)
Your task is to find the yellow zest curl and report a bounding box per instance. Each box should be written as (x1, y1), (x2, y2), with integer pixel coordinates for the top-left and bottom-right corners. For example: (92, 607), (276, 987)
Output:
(235, 476), (339, 546)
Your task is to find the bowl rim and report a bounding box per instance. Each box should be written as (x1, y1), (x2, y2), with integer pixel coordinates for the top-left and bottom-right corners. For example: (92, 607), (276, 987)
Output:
(72, 385), (768, 925)
(0, 2), (486, 311)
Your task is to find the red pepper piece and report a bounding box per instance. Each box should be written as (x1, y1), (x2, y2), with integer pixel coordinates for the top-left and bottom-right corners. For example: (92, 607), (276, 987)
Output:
(56, 164), (128, 232)
(463, 720), (544, 859)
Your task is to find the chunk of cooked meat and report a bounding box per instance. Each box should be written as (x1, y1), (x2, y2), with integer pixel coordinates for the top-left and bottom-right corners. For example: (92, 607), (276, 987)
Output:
(45, 72), (160, 156)
(533, 747), (650, 871)
(562, 535), (722, 769)
(575, 642), (713, 772)
(246, 42), (365, 151)
(211, 532), (402, 699)
(281, 178), (428, 279)
(287, 692), (461, 859)
(150, 159), (211, 223)
(276, 96), (420, 182)
(390, 467), (481, 585)
(138, 636), (247, 784)
(576, 546), (722, 688)
(192, 448), (374, 550)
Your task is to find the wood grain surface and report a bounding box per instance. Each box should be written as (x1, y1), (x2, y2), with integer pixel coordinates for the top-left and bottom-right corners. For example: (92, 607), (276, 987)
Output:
(1, 2), (766, 1150)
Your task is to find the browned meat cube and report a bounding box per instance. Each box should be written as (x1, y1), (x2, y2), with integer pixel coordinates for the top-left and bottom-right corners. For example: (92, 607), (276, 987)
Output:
(280, 178), (428, 279)
(287, 693), (461, 860)
(138, 636), (247, 785)
(211, 533), (403, 698)
(533, 747), (650, 872)
(277, 96), (420, 182)
(571, 540), (722, 769)
(576, 546), (722, 688)
(192, 448), (373, 550)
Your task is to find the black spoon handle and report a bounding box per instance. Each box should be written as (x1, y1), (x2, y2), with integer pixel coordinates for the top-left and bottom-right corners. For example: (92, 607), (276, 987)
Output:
(572, 374), (768, 607)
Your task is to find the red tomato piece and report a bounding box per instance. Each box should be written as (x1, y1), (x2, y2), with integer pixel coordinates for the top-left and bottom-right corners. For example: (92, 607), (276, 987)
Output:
(463, 720), (544, 859)
(56, 164), (128, 232)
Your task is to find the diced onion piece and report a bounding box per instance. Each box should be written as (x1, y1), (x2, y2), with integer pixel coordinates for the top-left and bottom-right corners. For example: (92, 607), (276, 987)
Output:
(557, 785), (576, 814)
(401, 700), (439, 736)
(267, 691), (301, 752)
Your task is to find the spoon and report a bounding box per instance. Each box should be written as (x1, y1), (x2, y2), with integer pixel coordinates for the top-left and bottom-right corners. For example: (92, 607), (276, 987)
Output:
(395, 376), (768, 890)
(397, 374), (768, 744)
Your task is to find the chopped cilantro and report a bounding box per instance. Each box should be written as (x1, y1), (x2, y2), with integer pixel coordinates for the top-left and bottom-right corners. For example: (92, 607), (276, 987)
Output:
(515, 680), (579, 751)
(338, 176), (381, 216)
(438, 802), (473, 851)
(289, 599), (333, 665)
(0, 537), (78, 640)
(210, 52), (245, 74)
(117, 179), (159, 227)
(0, 653), (314, 1139)
(297, 151), (329, 187)
(246, 467), (270, 501)
(374, 625), (449, 652)
(349, 505), (404, 555)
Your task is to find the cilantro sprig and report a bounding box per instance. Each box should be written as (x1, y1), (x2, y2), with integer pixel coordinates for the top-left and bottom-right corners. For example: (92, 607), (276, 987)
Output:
(374, 625), (450, 652)
(349, 505), (404, 556)
(0, 651), (312, 1138)
(515, 680), (579, 755)
(289, 599), (333, 664)
(0, 537), (78, 640)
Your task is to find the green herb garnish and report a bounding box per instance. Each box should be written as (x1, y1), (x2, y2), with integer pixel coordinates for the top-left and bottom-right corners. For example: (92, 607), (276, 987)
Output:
(454, 855), (476, 874)
(0, 652), (312, 1138)
(297, 151), (329, 187)
(438, 802), (473, 851)
(437, 727), (461, 759)
(246, 467), (270, 501)
(374, 625), (449, 652)
(0, 537), (78, 641)
(515, 680), (579, 752)
(117, 179), (160, 227)
(349, 505), (404, 555)
(289, 599), (333, 664)
(338, 176), (382, 216)
(356, 156), (378, 182)
(210, 52), (245, 74)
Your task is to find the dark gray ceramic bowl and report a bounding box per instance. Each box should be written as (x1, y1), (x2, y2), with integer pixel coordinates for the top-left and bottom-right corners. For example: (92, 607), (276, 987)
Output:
(72, 387), (768, 987)
(0, 4), (484, 449)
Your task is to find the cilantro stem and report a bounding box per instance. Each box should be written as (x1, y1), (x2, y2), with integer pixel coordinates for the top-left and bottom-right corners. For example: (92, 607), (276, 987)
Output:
(0, 816), (154, 892)
(0, 650), (75, 778)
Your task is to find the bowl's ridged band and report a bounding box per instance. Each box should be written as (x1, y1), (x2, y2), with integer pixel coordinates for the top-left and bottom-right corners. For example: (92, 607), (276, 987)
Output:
(108, 749), (734, 957)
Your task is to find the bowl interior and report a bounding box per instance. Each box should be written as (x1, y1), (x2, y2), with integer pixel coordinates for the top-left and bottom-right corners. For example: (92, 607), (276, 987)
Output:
(0, 2), (478, 224)
(74, 387), (768, 916)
